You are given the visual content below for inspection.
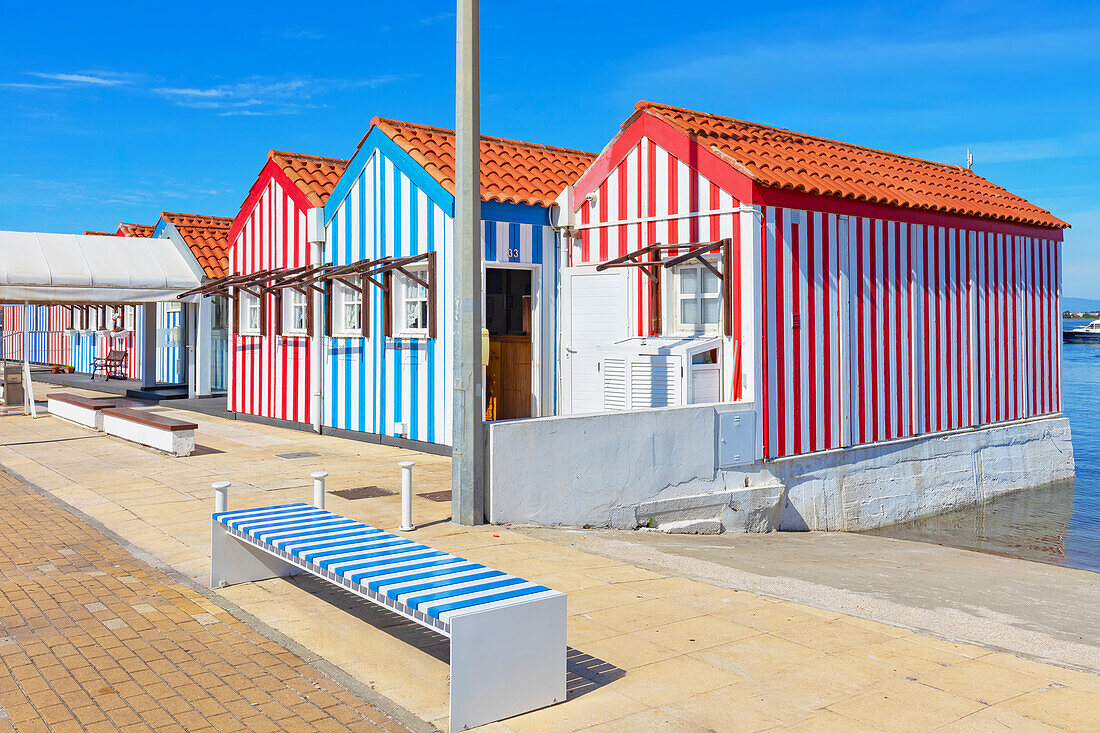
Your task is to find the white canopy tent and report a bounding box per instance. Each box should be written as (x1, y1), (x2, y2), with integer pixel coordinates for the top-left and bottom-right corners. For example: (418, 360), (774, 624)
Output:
(0, 231), (205, 414)
(0, 231), (203, 304)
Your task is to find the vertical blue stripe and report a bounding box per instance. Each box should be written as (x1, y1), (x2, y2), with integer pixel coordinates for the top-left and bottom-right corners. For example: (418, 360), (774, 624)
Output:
(485, 221), (496, 262)
(426, 203), (436, 444)
(327, 208), (339, 428)
(509, 223), (520, 263)
(392, 167), (403, 433)
(358, 167), (368, 434)
(378, 160), (387, 436)
(407, 185), (418, 440)
(533, 225), (543, 265)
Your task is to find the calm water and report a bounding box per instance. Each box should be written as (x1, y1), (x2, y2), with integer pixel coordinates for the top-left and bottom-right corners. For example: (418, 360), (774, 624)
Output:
(868, 320), (1100, 573)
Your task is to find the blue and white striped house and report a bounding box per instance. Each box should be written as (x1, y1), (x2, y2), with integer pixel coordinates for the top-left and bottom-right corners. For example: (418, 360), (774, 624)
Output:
(322, 118), (595, 448)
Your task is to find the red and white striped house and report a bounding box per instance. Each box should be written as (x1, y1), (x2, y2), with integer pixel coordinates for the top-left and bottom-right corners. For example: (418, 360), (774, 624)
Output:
(226, 151), (348, 427)
(560, 101), (1067, 461)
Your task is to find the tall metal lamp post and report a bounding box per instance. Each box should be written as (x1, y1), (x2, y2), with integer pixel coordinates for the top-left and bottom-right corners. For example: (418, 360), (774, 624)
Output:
(453, 0), (484, 525)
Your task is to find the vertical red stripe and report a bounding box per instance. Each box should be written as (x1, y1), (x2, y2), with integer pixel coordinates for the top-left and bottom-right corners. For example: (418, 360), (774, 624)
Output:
(856, 218), (867, 445)
(823, 216), (833, 448)
(760, 208), (770, 458)
(774, 210), (787, 457)
(806, 214), (817, 451)
(791, 215), (802, 455)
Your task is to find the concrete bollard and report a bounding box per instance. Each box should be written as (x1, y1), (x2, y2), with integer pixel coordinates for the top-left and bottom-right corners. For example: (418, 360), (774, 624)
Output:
(399, 461), (415, 531)
(311, 472), (328, 510)
(213, 481), (230, 513)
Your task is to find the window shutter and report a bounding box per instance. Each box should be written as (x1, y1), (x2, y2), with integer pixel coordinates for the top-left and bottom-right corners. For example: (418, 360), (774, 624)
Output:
(361, 276), (370, 338)
(427, 251), (437, 339)
(273, 290), (283, 337)
(383, 270), (393, 338)
(323, 281), (332, 337)
(259, 291), (268, 338)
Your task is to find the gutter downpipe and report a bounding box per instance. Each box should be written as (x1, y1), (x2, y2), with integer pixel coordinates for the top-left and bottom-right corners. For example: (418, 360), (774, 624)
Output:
(307, 208), (325, 434)
(547, 185), (575, 415)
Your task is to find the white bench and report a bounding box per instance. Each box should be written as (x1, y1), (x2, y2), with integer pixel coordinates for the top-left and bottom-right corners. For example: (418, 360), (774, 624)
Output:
(48, 392), (117, 430)
(211, 500), (566, 730)
(102, 407), (197, 457)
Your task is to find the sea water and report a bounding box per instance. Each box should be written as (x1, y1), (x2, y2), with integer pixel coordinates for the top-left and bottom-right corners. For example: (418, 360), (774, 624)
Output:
(867, 321), (1100, 573)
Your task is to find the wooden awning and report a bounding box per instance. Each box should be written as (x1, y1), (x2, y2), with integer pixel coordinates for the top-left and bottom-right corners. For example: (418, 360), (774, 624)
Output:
(178, 253), (438, 339)
(595, 238), (735, 336)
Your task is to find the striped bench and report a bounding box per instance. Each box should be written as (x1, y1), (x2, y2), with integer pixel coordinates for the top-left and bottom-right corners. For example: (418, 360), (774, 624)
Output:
(211, 501), (566, 730)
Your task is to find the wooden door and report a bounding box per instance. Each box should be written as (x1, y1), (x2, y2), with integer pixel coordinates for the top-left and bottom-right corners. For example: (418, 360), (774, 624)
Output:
(485, 335), (532, 420)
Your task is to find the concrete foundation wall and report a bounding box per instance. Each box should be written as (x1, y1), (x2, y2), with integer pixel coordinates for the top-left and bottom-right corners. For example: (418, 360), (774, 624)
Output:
(487, 404), (1074, 533)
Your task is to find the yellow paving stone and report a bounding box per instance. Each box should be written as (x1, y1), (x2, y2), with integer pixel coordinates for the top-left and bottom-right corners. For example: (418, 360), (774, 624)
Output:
(934, 705), (1062, 732)
(564, 583), (648, 616)
(609, 655), (735, 707)
(690, 632), (823, 681)
(777, 709), (883, 732)
(915, 658), (1052, 704)
(584, 598), (703, 633)
(571, 631), (681, 670)
(1001, 684), (1100, 731)
(771, 617), (898, 653)
(634, 614), (759, 653)
(585, 707), (711, 732)
(503, 686), (648, 733)
(660, 684), (789, 731)
(826, 678), (987, 731)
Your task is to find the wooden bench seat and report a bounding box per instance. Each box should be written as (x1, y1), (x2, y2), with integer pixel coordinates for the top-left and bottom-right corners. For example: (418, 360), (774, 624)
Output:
(101, 407), (197, 456)
(211, 501), (566, 730)
(47, 392), (117, 430)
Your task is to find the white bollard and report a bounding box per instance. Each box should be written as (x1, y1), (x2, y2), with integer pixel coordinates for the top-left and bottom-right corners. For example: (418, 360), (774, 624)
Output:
(311, 472), (328, 510)
(399, 461), (415, 531)
(213, 481), (230, 513)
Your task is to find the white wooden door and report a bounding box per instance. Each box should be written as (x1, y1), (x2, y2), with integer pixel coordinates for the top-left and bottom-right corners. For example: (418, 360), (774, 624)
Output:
(563, 268), (629, 414)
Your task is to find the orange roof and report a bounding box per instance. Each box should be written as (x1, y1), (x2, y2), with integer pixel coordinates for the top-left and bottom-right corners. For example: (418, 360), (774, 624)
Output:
(269, 150), (348, 207)
(83, 230), (116, 236)
(117, 222), (156, 238)
(635, 101), (1067, 229)
(160, 212), (233, 278)
(371, 118), (597, 207)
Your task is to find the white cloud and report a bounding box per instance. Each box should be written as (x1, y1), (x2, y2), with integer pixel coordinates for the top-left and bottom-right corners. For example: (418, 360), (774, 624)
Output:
(421, 12), (454, 25)
(152, 75), (405, 115)
(26, 71), (133, 86)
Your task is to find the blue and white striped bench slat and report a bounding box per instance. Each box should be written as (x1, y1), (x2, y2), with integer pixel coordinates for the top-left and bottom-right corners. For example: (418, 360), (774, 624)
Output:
(213, 503), (555, 627)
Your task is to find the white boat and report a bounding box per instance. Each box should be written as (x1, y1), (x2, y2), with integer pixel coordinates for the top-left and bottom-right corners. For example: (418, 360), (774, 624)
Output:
(1063, 319), (1100, 343)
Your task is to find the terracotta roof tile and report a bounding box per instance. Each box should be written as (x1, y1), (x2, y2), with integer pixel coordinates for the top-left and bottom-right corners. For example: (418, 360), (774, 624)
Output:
(371, 118), (597, 207)
(83, 230), (116, 236)
(160, 212), (233, 279)
(636, 101), (1067, 229)
(269, 150), (349, 207)
(117, 222), (156, 238)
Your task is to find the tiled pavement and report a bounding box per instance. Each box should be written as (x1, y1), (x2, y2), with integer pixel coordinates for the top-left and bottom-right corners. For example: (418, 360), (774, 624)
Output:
(0, 470), (408, 733)
(3, 387), (1100, 731)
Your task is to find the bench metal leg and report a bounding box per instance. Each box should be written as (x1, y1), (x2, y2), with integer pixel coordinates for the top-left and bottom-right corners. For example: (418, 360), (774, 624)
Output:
(448, 593), (567, 730)
(210, 519), (299, 589)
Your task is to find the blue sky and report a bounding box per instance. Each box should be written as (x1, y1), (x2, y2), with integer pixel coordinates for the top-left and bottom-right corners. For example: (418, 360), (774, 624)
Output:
(2, 1), (1098, 295)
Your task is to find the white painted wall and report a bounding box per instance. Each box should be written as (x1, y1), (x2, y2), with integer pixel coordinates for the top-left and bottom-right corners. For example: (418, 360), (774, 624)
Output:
(487, 406), (1074, 533)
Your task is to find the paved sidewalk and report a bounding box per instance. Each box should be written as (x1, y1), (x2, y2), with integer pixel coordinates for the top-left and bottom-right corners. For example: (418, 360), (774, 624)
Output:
(4, 385), (1100, 731)
(0, 470), (408, 733)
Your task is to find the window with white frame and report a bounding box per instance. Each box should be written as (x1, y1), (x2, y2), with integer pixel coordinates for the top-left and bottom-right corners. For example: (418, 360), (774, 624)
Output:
(240, 292), (261, 334)
(335, 281), (362, 335)
(672, 262), (721, 335)
(394, 266), (429, 336)
(123, 306), (135, 331)
(284, 289), (308, 335)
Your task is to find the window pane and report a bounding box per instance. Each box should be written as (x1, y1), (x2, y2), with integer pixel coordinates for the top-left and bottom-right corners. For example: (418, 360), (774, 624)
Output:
(681, 299), (699, 325)
(680, 268), (698, 294)
(405, 301), (421, 329)
(702, 269), (721, 294)
(419, 301), (429, 328)
(293, 308), (306, 331)
(344, 304), (361, 331)
(702, 297), (720, 324)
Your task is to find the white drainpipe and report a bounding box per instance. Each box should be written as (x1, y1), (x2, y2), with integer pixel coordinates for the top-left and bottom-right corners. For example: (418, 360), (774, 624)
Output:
(307, 208), (325, 433)
(547, 185), (576, 416)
